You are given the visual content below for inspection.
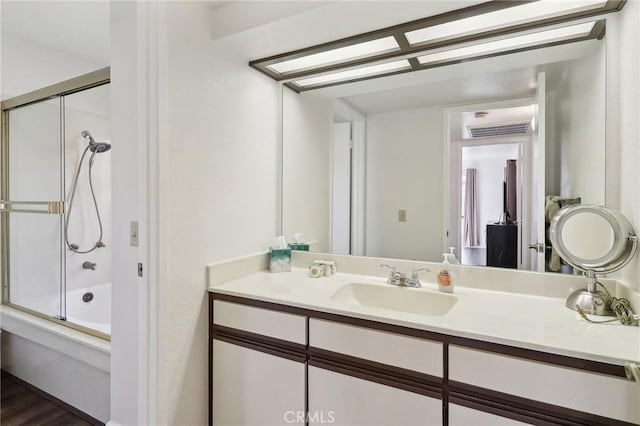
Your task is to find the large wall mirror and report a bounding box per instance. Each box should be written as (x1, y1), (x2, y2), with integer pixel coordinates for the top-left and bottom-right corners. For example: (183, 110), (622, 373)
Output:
(281, 14), (607, 273)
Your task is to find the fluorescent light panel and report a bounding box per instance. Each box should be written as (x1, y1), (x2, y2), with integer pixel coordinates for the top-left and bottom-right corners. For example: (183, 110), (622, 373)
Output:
(294, 60), (411, 87)
(267, 36), (400, 74)
(405, 0), (606, 45)
(417, 21), (596, 65)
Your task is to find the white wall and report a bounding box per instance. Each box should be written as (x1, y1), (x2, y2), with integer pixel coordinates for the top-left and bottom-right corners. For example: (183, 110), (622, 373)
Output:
(365, 107), (443, 261)
(109, 3), (152, 424)
(549, 44), (606, 204)
(1, 33), (104, 100)
(611, 1), (640, 294)
(156, 2), (281, 424)
(282, 90), (332, 251)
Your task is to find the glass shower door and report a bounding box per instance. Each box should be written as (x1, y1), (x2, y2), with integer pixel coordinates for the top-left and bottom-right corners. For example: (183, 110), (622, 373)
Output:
(3, 97), (65, 319)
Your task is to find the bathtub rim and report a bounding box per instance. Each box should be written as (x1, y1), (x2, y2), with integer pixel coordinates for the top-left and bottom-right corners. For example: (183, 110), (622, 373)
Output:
(2, 301), (110, 341)
(1, 304), (110, 373)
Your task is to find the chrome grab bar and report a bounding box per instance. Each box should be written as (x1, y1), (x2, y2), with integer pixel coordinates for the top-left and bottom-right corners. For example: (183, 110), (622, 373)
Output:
(0, 200), (65, 214)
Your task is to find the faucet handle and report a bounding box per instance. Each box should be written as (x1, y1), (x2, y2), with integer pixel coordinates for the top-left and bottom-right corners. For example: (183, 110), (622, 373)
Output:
(380, 264), (397, 273)
(410, 268), (430, 279)
(381, 264), (400, 284)
(408, 268), (430, 287)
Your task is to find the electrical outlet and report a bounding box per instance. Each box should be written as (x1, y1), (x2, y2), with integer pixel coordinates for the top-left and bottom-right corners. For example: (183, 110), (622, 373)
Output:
(399, 209), (407, 222)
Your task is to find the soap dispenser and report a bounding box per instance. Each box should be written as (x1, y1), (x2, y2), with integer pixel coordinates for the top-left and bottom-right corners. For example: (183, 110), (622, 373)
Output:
(437, 248), (458, 293)
(447, 247), (460, 265)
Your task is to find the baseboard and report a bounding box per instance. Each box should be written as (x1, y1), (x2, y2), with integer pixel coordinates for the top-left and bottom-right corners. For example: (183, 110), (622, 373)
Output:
(1, 370), (106, 425)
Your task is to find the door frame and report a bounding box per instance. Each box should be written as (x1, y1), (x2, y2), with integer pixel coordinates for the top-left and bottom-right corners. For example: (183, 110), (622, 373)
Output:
(452, 137), (531, 269)
(443, 97), (535, 268)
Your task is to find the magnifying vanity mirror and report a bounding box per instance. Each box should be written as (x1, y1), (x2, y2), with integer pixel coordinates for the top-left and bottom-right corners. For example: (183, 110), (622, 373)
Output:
(550, 205), (638, 316)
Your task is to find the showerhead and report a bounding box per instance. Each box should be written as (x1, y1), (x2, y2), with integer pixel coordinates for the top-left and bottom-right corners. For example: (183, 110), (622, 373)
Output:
(82, 130), (111, 153)
(90, 142), (111, 153)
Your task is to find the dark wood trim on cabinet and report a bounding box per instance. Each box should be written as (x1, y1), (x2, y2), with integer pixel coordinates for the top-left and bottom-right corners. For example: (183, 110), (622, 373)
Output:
(212, 329), (306, 363)
(210, 292), (627, 378)
(449, 393), (563, 426)
(212, 323), (306, 354)
(208, 296), (213, 426)
(442, 343), (450, 425)
(449, 382), (639, 426)
(309, 346), (443, 388)
(446, 338), (626, 378)
(308, 356), (442, 400)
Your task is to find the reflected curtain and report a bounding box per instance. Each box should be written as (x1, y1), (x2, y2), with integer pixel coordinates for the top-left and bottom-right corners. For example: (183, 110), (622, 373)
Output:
(464, 168), (480, 247)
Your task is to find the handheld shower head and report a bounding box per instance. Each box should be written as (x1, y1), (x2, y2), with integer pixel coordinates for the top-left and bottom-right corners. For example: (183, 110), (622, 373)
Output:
(82, 130), (111, 153)
(82, 130), (95, 143)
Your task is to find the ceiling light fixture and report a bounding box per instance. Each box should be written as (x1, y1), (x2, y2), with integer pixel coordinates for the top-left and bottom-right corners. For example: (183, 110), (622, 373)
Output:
(293, 60), (411, 88)
(404, 0), (607, 46)
(267, 37), (400, 74)
(417, 21), (596, 66)
(249, 0), (623, 92)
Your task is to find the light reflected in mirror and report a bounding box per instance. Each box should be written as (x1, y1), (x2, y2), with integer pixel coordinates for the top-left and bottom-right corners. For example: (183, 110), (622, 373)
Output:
(282, 26), (607, 274)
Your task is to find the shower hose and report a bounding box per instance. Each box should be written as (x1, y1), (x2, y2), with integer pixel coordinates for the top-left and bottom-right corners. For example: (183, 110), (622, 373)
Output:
(64, 144), (106, 254)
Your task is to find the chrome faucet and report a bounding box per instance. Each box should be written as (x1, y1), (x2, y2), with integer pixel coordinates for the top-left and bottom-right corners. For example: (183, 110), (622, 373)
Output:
(380, 264), (430, 288)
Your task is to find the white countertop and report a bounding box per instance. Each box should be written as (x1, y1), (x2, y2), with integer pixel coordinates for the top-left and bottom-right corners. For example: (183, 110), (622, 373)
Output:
(209, 268), (640, 366)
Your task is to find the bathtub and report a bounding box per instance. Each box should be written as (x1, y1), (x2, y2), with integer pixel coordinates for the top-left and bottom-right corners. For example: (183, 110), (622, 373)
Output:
(66, 282), (111, 335)
(1, 305), (111, 422)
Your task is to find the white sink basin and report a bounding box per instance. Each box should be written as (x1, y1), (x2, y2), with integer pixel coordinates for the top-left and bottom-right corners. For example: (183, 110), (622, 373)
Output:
(330, 282), (458, 316)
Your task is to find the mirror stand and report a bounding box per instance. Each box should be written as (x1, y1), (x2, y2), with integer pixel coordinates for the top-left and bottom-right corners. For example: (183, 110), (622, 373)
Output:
(566, 270), (614, 316)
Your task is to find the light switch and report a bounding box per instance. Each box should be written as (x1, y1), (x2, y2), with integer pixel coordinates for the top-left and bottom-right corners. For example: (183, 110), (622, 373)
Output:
(399, 209), (407, 222)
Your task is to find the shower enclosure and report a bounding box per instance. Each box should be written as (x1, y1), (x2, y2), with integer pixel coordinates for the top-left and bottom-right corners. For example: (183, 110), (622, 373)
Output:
(1, 69), (111, 338)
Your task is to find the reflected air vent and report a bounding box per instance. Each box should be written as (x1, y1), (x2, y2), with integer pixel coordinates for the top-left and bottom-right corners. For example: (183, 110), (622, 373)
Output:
(467, 122), (531, 139)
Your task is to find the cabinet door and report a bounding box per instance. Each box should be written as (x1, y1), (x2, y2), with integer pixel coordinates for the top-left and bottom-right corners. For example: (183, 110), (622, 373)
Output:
(213, 340), (305, 426)
(449, 345), (640, 424)
(449, 403), (530, 426)
(308, 366), (441, 426)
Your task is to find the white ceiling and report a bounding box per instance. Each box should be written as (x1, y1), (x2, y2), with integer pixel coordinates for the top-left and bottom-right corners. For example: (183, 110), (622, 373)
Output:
(341, 66), (540, 115)
(1, 1), (110, 65)
(210, 1), (487, 59)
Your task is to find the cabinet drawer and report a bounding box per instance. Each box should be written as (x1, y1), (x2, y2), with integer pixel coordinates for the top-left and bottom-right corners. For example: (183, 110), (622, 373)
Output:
(449, 345), (640, 424)
(309, 318), (442, 377)
(309, 366), (441, 426)
(213, 300), (306, 344)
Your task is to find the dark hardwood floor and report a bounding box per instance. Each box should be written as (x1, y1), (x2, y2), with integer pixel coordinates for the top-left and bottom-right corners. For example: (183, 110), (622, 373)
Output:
(1, 373), (95, 426)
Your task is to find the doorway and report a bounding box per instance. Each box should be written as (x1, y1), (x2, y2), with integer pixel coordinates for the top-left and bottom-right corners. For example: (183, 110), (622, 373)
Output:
(447, 102), (535, 269)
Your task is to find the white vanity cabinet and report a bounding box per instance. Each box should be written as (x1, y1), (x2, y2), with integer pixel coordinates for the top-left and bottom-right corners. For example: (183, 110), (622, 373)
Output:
(209, 292), (636, 426)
